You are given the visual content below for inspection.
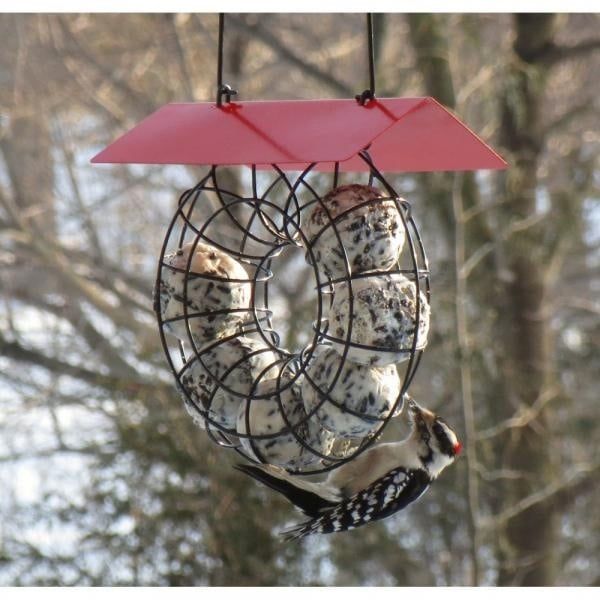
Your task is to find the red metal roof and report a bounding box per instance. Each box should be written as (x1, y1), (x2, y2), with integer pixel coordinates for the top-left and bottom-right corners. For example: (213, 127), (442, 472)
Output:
(91, 97), (507, 173)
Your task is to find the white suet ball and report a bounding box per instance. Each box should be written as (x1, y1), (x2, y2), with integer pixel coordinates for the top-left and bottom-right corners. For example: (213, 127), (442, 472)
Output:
(304, 184), (405, 280)
(328, 273), (430, 366)
(237, 374), (336, 469)
(302, 347), (401, 438)
(178, 337), (280, 430)
(158, 241), (251, 345)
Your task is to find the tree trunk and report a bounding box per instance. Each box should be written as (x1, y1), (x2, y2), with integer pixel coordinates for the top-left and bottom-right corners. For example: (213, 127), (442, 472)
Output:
(496, 14), (560, 586)
(1, 16), (55, 234)
(406, 14), (488, 585)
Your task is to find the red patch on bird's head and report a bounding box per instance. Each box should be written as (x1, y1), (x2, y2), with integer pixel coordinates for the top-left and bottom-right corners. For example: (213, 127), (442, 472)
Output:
(453, 441), (462, 456)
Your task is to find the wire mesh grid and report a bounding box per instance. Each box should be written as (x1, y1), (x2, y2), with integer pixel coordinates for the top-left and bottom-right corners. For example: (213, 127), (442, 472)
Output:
(154, 152), (430, 475)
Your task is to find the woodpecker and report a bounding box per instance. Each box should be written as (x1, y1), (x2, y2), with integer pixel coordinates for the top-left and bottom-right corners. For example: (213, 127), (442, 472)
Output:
(235, 397), (461, 540)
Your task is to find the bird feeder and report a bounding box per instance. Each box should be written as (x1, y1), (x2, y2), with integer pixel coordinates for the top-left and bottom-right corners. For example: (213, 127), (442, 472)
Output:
(92, 15), (507, 475)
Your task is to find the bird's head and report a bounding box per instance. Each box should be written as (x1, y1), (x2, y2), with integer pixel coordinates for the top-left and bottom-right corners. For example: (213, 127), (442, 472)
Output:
(405, 395), (462, 476)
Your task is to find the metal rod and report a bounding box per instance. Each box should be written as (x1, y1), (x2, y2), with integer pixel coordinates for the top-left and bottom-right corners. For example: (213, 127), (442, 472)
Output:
(216, 14), (238, 105)
(216, 14), (225, 106)
(367, 13), (375, 96)
(355, 14), (376, 105)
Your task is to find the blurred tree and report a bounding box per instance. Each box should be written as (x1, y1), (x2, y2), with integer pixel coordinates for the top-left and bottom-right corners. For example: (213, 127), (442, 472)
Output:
(0, 12), (598, 586)
(492, 13), (600, 585)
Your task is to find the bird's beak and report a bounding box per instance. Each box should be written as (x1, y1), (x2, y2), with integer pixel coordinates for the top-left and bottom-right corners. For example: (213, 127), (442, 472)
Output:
(407, 395), (424, 416)
(403, 394), (424, 423)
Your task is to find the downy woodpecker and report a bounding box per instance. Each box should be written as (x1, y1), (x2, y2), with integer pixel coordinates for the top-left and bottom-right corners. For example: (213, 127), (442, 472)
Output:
(235, 397), (461, 540)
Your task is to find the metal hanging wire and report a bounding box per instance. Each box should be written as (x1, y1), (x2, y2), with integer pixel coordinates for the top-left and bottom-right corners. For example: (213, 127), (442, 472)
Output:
(216, 13), (377, 106)
(216, 13), (238, 106)
(355, 13), (376, 105)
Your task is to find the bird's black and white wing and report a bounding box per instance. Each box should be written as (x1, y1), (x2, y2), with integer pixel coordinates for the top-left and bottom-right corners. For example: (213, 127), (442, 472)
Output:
(281, 466), (431, 541)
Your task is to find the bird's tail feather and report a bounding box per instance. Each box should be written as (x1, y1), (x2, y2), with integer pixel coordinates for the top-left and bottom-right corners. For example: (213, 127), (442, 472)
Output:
(280, 520), (315, 542)
(235, 463), (340, 518)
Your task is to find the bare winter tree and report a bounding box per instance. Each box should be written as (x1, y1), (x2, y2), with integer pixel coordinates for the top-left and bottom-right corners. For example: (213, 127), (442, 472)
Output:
(0, 13), (598, 585)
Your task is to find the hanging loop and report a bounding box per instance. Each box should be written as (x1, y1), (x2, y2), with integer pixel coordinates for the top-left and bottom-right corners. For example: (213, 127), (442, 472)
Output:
(355, 13), (376, 106)
(355, 89), (375, 106)
(218, 84), (238, 105)
(216, 14), (238, 106)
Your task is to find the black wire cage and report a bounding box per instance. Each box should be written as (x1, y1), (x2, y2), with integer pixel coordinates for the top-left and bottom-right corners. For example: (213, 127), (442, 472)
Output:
(92, 15), (505, 477)
(154, 152), (430, 475)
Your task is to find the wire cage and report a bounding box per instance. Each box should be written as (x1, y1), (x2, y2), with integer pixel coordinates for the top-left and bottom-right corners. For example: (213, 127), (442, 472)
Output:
(153, 149), (430, 475)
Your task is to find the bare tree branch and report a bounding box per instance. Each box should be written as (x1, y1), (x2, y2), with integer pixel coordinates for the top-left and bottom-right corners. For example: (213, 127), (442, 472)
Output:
(476, 385), (560, 441)
(480, 461), (600, 530)
(476, 467), (528, 482)
(225, 14), (355, 97)
(459, 242), (495, 280)
(452, 173), (480, 585)
(554, 296), (600, 316)
(459, 212), (548, 279)
(54, 119), (105, 262)
(1, 332), (170, 398)
(161, 14), (196, 101)
(53, 15), (158, 117)
(543, 99), (599, 135)
(543, 38), (600, 65)
(1, 186), (152, 335)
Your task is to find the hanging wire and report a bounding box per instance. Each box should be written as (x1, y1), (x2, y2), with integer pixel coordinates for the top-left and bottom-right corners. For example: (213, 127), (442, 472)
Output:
(367, 14), (376, 95)
(355, 13), (376, 106)
(216, 13), (238, 106)
(216, 13), (375, 105)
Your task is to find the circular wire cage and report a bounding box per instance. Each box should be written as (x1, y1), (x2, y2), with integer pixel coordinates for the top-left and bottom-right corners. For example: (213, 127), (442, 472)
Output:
(154, 151), (430, 475)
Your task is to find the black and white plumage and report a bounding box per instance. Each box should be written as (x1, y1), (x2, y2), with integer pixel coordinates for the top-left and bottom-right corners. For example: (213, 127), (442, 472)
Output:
(281, 467), (431, 540)
(302, 347), (401, 438)
(327, 273), (430, 366)
(235, 397), (461, 539)
(158, 241), (251, 345)
(304, 184), (405, 280)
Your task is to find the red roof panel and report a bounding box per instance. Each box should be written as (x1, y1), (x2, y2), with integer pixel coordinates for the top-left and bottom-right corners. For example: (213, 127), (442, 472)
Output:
(91, 97), (507, 173)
